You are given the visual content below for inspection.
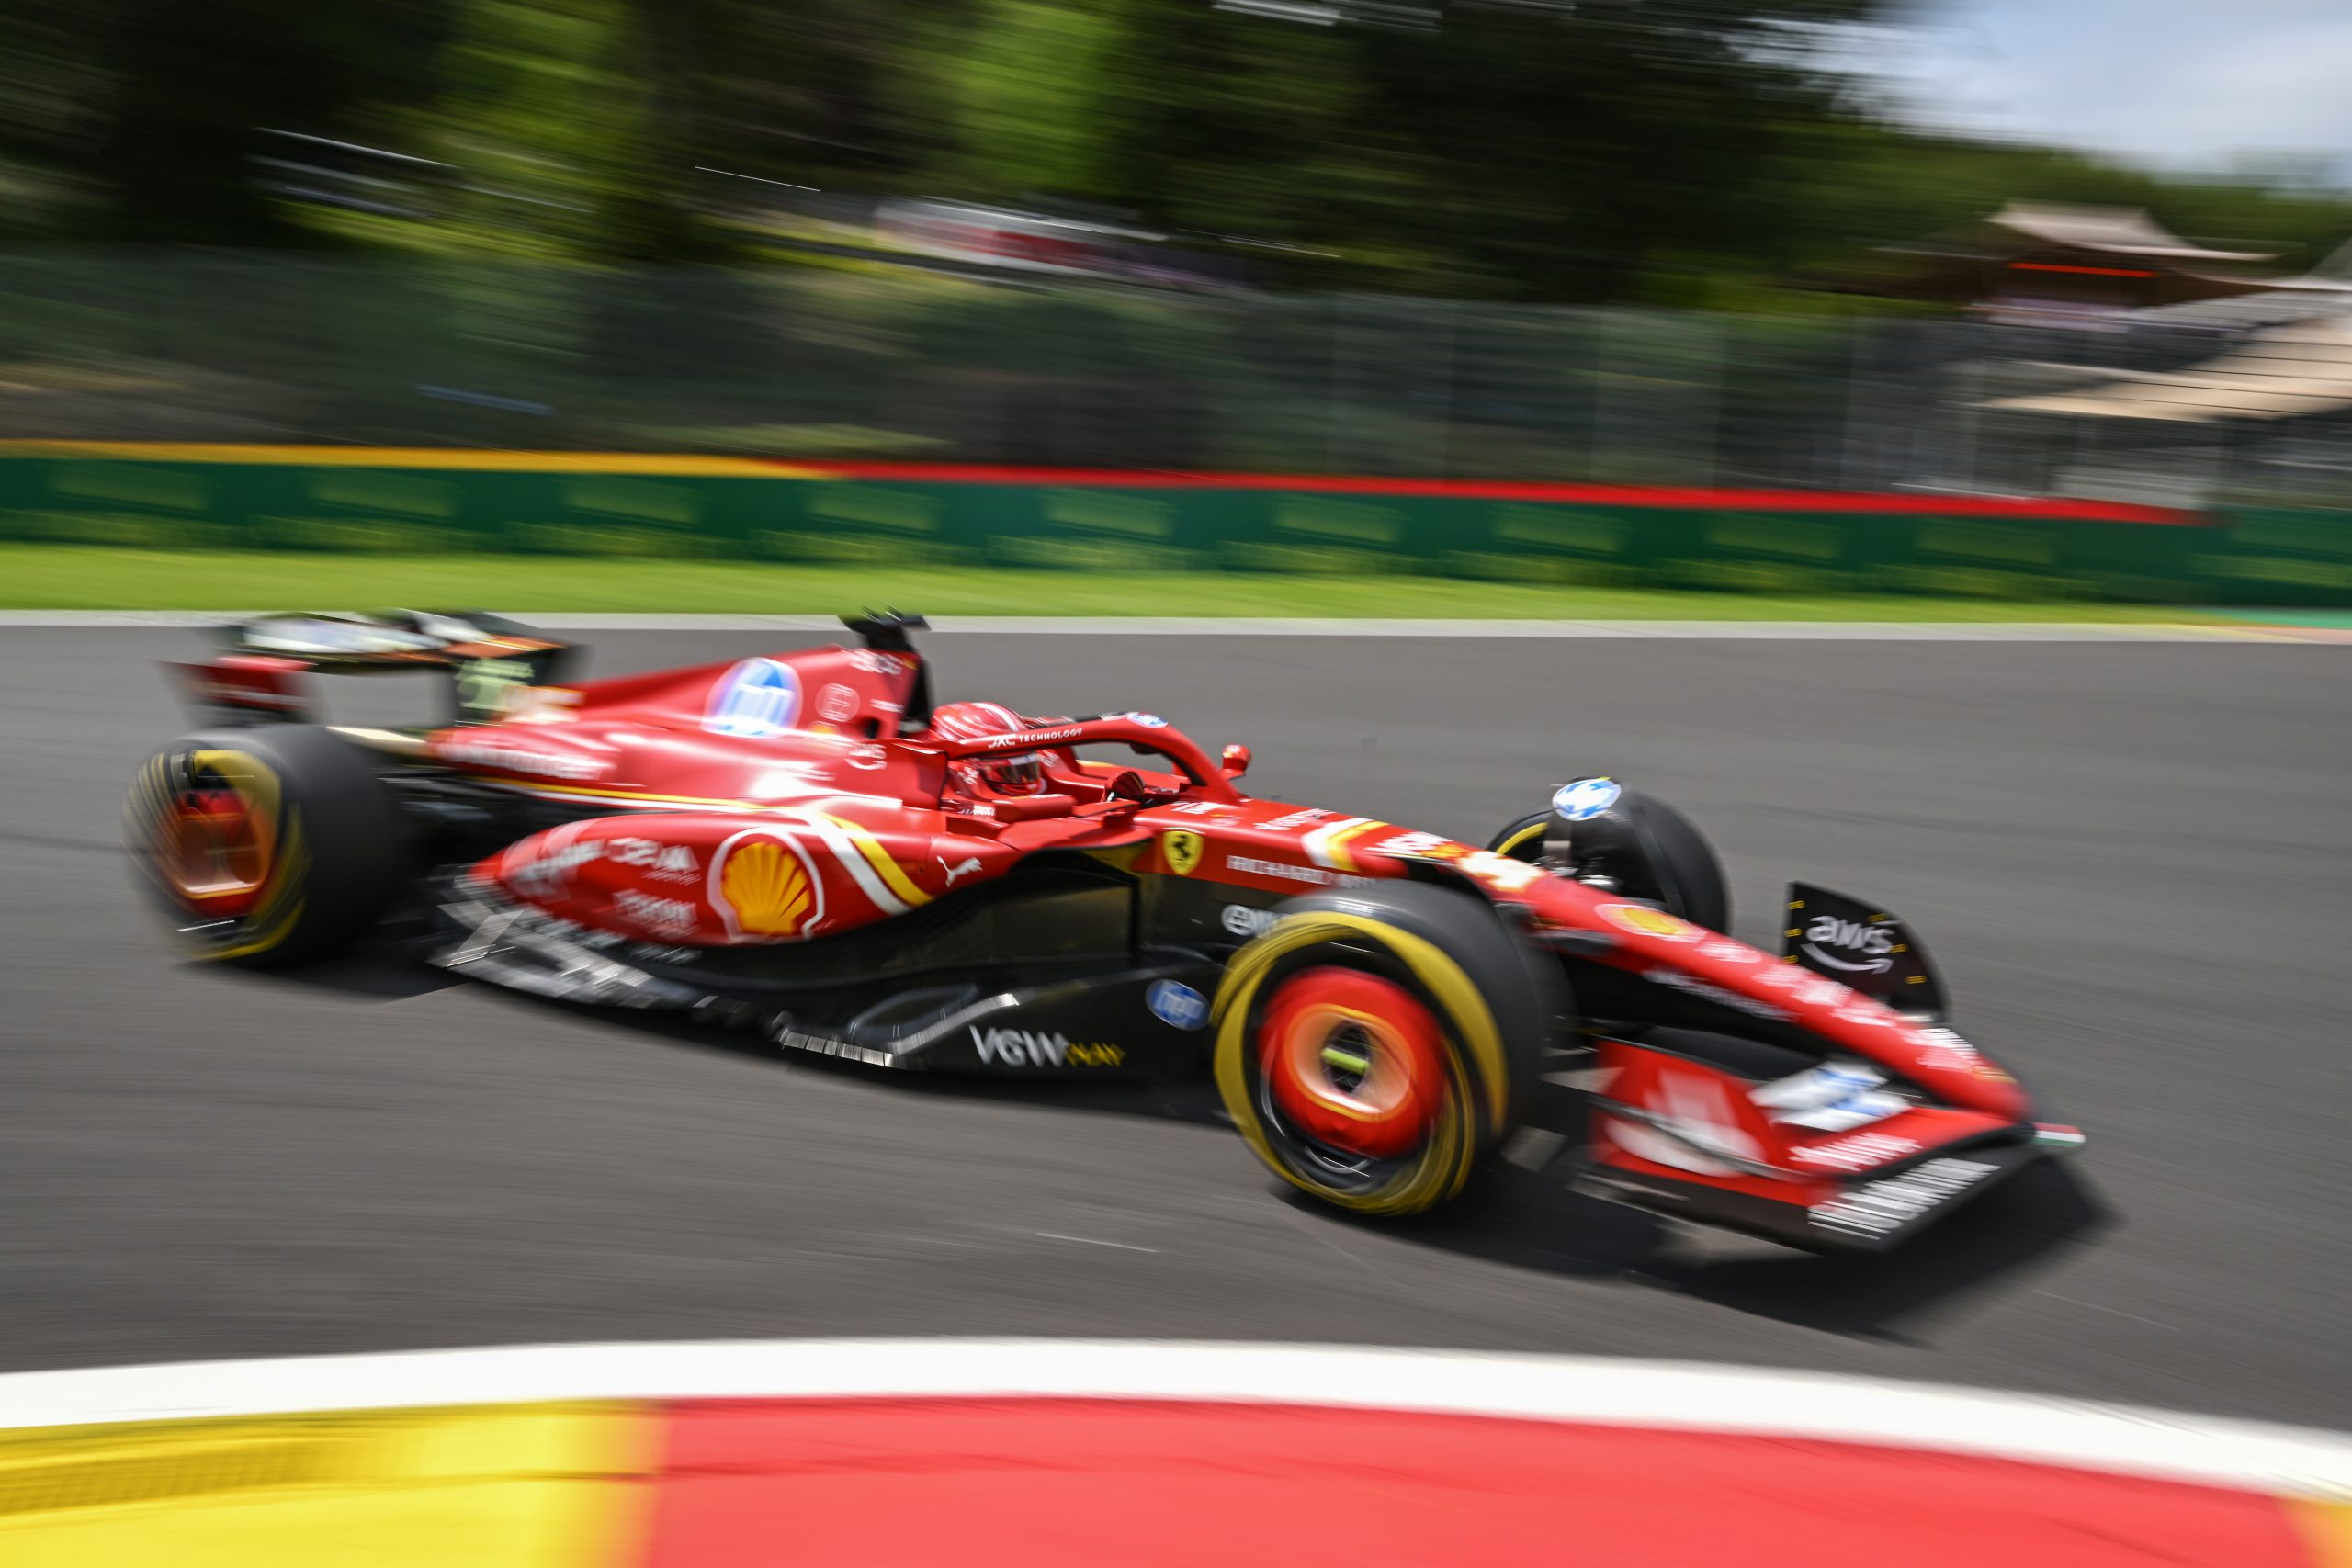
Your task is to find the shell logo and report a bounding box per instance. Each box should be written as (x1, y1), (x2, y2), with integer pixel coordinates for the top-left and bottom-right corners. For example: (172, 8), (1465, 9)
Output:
(1600, 902), (1700, 942)
(713, 832), (823, 939)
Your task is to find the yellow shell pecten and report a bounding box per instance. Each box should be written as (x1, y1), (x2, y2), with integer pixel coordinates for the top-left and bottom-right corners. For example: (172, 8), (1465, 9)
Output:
(721, 839), (813, 936)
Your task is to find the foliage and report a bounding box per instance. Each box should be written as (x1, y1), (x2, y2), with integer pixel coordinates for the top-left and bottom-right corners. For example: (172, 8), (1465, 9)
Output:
(2, 0), (2346, 300)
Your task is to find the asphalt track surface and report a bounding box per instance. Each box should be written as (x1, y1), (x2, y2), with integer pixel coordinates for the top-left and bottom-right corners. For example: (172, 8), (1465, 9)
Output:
(4, 628), (2346, 1431)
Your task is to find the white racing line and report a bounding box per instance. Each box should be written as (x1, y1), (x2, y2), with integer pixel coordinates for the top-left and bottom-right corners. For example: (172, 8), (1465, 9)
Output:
(0, 612), (2313, 638)
(1, 1339), (2346, 1498)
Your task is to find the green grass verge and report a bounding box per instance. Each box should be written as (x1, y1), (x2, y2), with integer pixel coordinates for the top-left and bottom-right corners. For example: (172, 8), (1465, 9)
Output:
(0, 546), (2226, 620)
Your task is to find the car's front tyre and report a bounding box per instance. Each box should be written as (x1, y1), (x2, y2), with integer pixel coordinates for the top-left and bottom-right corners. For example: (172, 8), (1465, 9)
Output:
(1487, 784), (1730, 932)
(1211, 881), (1549, 1216)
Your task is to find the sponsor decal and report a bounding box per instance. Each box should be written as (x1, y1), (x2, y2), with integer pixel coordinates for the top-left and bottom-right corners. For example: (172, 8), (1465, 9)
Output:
(1610, 1071), (1766, 1177)
(1698, 938), (1764, 964)
(1550, 777), (1622, 822)
(970, 1026), (1125, 1068)
(1226, 855), (1373, 889)
(1146, 979), (1210, 1031)
(1124, 711), (1169, 728)
(983, 727), (1081, 750)
(1459, 850), (1545, 891)
(845, 743), (889, 772)
(1791, 1131), (1921, 1171)
(1811, 1156), (1999, 1238)
(1302, 817), (1385, 872)
(1262, 808), (1335, 831)
(439, 739), (606, 781)
(705, 658), (800, 738)
(1370, 829), (1459, 858)
(613, 888), (699, 942)
(608, 837), (701, 882)
(1799, 912), (1898, 975)
(1160, 829), (1206, 876)
(847, 649), (906, 676)
(746, 761), (834, 799)
(1753, 1063), (1908, 1133)
(1754, 964), (1813, 990)
(710, 830), (824, 939)
(1643, 966), (1792, 1022)
(1796, 978), (1849, 1007)
(1599, 903), (1701, 942)
(503, 828), (603, 897)
(815, 683), (860, 723)
(1909, 1025), (2007, 1078)
(942, 856), (983, 886)
(1835, 1001), (1901, 1029)
(1222, 904), (1278, 939)
(1166, 799), (1234, 816)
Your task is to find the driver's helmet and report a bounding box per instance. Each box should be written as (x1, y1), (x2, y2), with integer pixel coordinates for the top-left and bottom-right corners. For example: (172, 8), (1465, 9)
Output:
(926, 699), (1048, 796)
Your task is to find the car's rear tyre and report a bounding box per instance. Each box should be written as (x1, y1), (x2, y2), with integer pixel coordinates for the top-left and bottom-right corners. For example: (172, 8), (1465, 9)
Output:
(125, 726), (404, 966)
(1212, 881), (1549, 1217)
(1487, 786), (1730, 932)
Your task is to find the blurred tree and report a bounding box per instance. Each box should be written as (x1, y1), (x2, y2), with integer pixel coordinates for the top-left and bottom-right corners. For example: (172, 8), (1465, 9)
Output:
(1, 0), (2346, 304)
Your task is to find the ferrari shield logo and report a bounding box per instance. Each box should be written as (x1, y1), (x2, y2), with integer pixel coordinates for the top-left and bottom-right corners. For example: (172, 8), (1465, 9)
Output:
(1161, 829), (1205, 877)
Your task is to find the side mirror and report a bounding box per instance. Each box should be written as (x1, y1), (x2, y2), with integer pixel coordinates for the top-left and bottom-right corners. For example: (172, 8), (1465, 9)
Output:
(1220, 743), (1252, 779)
(1107, 770), (1181, 807)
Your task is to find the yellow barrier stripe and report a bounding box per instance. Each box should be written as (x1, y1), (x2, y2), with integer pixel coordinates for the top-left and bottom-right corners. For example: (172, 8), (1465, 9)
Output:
(0, 1401), (656, 1568)
(819, 813), (933, 908)
(2293, 1498), (2352, 1568)
(0, 440), (823, 479)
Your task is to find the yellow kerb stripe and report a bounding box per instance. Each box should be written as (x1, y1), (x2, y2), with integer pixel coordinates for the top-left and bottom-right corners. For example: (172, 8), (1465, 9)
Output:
(0, 1401), (656, 1568)
(2293, 1498), (2352, 1568)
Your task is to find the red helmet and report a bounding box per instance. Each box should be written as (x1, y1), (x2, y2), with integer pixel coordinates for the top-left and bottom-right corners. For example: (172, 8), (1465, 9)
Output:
(927, 699), (1049, 796)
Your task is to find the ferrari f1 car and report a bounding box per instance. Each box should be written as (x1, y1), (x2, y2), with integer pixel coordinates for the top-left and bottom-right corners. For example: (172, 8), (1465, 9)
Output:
(128, 611), (2084, 1253)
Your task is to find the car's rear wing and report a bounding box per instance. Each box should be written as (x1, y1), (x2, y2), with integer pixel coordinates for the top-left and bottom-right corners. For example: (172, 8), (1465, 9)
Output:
(164, 611), (574, 728)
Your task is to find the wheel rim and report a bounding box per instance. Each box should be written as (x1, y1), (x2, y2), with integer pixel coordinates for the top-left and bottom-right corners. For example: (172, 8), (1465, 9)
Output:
(130, 747), (301, 959)
(1258, 966), (1445, 1160)
(161, 772), (274, 918)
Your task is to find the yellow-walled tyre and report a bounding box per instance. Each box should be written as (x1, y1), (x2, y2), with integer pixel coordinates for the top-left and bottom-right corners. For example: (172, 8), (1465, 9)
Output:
(1487, 786), (1729, 932)
(1212, 882), (1555, 1217)
(125, 727), (403, 967)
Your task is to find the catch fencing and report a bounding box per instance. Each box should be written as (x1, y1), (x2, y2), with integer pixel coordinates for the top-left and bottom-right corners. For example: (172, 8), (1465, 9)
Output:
(2, 252), (2347, 510)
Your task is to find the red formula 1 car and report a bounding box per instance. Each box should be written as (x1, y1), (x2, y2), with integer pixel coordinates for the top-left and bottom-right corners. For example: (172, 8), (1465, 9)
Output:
(128, 611), (2084, 1252)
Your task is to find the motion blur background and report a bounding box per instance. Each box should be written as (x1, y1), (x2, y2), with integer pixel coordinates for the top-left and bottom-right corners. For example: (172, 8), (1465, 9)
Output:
(4, 16), (2350, 1556)
(5, 0), (2352, 510)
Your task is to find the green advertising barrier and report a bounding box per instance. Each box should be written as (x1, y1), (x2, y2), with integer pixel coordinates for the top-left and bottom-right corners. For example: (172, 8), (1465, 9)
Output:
(3, 445), (2349, 605)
